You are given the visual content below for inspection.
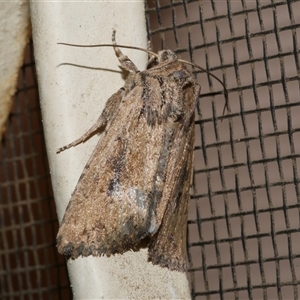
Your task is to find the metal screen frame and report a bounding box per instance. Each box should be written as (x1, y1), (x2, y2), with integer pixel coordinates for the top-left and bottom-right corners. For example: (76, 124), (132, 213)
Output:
(145, 0), (300, 299)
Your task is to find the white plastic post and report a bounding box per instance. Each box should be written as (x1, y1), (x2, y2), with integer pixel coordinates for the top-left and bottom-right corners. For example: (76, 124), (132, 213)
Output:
(29, 2), (191, 299)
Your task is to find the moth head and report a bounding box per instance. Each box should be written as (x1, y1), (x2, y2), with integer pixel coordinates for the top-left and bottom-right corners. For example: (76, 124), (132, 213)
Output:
(157, 50), (178, 63)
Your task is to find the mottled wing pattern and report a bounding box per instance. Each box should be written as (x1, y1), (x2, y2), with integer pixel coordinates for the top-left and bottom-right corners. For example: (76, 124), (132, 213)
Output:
(148, 117), (195, 271)
(57, 49), (200, 272)
(57, 86), (167, 256)
(144, 63), (199, 271)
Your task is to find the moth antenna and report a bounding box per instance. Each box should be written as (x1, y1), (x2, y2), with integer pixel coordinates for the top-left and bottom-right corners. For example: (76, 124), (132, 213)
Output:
(110, 29), (139, 73)
(111, 29), (124, 61)
(57, 40), (228, 114)
(57, 43), (158, 58)
(179, 59), (229, 114)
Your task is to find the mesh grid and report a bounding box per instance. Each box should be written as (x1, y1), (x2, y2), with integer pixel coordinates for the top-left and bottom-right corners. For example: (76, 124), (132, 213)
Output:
(1, 1), (300, 299)
(0, 43), (72, 300)
(145, 0), (300, 298)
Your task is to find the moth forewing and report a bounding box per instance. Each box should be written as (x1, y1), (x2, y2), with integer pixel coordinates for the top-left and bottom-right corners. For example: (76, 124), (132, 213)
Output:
(149, 106), (197, 271)
(56, 38), (200, 272)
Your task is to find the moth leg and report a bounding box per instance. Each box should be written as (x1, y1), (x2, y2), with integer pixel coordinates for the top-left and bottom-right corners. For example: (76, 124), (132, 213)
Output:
(57, 87), (124, 154)
(147, 40), (155, 61)
(146, 41), (159, 69)
(57, 119), (105, 154)
(112, 29), (138, 73)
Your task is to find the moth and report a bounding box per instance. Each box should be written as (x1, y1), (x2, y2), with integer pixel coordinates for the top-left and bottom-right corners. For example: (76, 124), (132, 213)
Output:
(56, 30), (226, 272)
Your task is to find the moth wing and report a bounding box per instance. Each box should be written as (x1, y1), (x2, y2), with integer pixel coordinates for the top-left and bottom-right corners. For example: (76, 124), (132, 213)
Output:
(148, 115), (195, 272)
(57, 86), (160, 257)
(144, 66), (201, 272)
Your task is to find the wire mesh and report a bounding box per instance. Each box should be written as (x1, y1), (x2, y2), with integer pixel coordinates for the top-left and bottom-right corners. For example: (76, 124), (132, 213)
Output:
(0, 43), (72, 300)
(145, 0), (300, 299)
(1, 1), (300, 299)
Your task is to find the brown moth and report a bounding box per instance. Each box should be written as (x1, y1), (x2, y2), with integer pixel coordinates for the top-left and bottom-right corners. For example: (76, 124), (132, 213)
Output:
(56, 31), (200, 272)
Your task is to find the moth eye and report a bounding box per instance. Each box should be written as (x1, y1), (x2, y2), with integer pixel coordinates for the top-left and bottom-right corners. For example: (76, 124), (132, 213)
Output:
(158, 50), (177, 62)
(170, 70), (185, 81)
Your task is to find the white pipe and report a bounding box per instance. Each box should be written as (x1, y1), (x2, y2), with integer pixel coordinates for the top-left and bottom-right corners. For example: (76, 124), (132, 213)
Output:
(30, 2), (190, 299)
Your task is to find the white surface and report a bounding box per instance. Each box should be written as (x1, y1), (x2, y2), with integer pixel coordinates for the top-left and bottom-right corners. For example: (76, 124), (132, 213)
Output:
(30, 2), (191, 299)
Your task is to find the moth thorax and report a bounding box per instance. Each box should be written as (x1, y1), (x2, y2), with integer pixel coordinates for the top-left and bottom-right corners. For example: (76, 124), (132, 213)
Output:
(157, 50), (178, 63)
